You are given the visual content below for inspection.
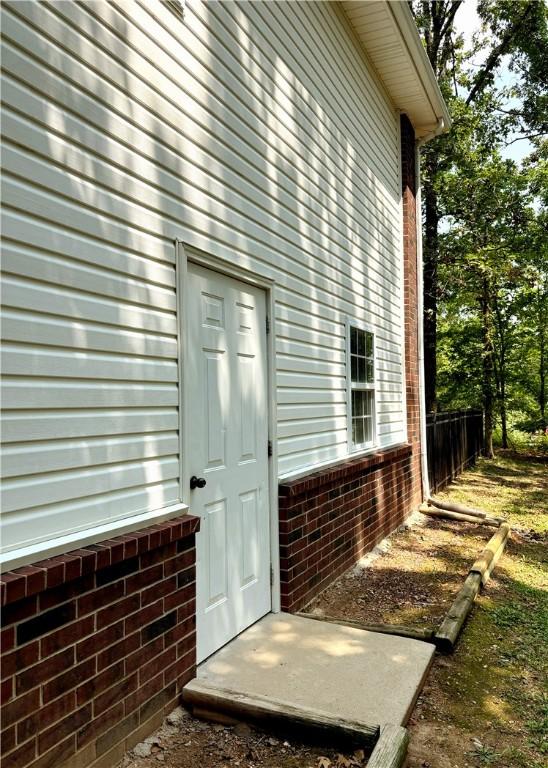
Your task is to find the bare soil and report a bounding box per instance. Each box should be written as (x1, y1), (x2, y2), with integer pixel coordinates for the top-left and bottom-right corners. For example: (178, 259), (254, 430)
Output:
(118, 709), (372, 768)
(120, 453), (547, 768)
(307, 513), (493, 631)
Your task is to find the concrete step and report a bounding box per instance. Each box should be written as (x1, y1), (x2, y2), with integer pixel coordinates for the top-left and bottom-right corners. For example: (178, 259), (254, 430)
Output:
(187, 612), (435, 728)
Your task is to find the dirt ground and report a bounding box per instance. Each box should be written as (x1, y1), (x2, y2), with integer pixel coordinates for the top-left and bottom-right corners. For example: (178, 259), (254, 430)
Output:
(307, 513), (493, 631)
(119, 452), (547, 768)
(118, 709), (373, 768)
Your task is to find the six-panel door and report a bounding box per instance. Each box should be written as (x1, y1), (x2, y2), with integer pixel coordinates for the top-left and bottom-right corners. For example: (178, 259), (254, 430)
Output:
(187, 263), (271, 662)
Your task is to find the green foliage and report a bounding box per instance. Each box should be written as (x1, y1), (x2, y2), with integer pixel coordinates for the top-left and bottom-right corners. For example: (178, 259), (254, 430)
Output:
(493, 427), (548, 454)
(411, 1), (548, 434)
(476, 0), (548, 136)
(437, 304), (483, 410)
(513, 416), (548, 433)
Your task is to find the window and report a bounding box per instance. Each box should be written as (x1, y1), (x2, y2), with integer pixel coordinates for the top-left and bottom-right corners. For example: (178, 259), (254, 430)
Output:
(348, 323), (376, 451)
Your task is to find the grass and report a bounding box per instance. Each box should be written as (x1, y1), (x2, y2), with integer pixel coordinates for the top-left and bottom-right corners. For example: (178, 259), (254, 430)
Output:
(434, 450), (548, 532)
(413, 451), (548, 767)
(493, 428), (548, 457)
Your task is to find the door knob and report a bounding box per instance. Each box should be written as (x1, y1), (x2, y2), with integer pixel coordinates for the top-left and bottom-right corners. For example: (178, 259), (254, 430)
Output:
(190, 476), (207, 490)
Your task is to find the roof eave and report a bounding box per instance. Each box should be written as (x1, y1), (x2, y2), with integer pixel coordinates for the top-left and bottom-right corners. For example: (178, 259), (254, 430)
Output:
(388, 1), (452, 138)
(340, 1), (451, 140)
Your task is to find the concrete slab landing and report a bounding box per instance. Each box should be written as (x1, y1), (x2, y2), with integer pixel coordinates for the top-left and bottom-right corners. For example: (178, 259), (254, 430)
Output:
(187, 612), (435, 728)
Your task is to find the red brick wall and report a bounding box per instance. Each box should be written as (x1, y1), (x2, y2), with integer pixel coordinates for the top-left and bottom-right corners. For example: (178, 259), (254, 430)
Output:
(278, 114), (423, 613)
(0, 516), (199, 768)
(400, 113), (423, 510)
(278, 446), (415, 612)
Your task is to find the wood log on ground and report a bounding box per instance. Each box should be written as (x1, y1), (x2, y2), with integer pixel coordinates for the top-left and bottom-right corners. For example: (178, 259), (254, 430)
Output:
(428, 497), (487, 519)
(434, 572), (482, 652)
(469, 523), (511, 585)
(297, 612), (435, 642)
(419, 504), (503, 527)
(366, 724), (409, 768)
(183, 679), (379, 746)
(482, 537), (509, 584)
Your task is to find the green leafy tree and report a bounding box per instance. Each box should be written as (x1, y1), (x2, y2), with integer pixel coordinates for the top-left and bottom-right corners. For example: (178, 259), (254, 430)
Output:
(438, 136), (537, 454)
(410, 0), (548, 415)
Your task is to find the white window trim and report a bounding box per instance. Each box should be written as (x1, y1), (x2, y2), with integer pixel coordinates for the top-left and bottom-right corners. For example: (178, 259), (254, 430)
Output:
(346, 318), (378, 454)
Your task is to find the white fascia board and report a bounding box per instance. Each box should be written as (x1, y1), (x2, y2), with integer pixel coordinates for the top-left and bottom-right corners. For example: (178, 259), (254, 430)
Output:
(388, 1), (452, 134)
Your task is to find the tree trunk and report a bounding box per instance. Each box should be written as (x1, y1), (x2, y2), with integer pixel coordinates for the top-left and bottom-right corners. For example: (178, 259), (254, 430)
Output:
(493, 293), (508, 448)
(500, 377), (508, 448)
(540, 335), (546, 430)
(423, 172), (439, 413)
(481, 276), (495, 458)
(539, 288), (546, 430)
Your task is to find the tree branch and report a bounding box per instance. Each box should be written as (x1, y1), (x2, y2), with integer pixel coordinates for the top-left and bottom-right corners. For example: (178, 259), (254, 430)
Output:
(439, 1), (463, 41)
(505, 132), (545, 146)
(466, 2), (535, 105)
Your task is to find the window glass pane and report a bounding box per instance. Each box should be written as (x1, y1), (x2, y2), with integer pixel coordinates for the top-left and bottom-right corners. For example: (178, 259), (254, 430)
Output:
(357, 329), (365, 356)
(349, 326), (375, 449)
(363, 415), (373, 443)
(352, 391), (373, 420)
(365, 332), (373, 358)
(350, 326), (357, 355)
(353, 417), (364, 445)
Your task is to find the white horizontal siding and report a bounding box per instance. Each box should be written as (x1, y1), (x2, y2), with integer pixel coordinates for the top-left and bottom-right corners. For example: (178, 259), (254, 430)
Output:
(1, 434), (180, 478)
(1, 410), (178, 443)
(1, 0), (407, 551)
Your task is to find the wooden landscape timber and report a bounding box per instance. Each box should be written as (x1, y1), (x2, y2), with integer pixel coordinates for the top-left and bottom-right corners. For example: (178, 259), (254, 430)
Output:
(182, 680), (379, 747)
(469, 523), (511, 585)
(297, 612), (435, 642)
(418, 503), (504, 527)
(428, 496), (487, 518)
(435, 522), (511, 651)
(366, 724), (409, 768)
(434, 571), (482, 652)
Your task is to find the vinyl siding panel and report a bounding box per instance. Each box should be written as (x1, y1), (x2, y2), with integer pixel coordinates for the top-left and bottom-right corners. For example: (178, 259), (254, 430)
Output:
(1, 0), (406, 551)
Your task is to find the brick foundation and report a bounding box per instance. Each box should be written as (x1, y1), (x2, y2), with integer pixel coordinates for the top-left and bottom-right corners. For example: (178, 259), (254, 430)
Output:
(0, 515), (199, 768)
(278, 114), (423, 613)
(278, 445), (415, 612)
(400, 113), (422, 510)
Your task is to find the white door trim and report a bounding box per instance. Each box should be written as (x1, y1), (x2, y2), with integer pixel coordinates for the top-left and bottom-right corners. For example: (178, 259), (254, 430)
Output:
(175, 240), (281, 615)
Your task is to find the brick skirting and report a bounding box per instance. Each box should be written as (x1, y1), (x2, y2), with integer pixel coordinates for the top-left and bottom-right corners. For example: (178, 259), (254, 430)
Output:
(278, 445), (416, 612)
(0, 515), (199, 768)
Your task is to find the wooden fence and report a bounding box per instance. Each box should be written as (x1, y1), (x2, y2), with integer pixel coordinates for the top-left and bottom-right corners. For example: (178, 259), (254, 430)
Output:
(426, 409), (484, 493)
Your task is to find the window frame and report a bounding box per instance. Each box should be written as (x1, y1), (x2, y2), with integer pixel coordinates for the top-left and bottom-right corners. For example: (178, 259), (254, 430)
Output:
(345, 318), (377, 454)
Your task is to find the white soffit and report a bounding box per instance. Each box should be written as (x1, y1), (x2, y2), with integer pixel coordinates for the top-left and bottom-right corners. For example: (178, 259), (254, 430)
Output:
(341, 1), (451, 137)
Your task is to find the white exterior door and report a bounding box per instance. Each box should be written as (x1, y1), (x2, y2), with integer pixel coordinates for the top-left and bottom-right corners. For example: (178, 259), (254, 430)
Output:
(187, 263), (271, 662)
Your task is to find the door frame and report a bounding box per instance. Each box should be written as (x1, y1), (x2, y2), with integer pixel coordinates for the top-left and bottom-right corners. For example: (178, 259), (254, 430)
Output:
(175, 240), (281, 615)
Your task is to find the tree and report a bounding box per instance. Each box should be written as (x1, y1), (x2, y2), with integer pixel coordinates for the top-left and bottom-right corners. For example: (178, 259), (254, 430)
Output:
(435, 132), (547, 448)
(409, 1), (464, 411)
(437, 106), (539, 450)
(410, 0), (548, 414)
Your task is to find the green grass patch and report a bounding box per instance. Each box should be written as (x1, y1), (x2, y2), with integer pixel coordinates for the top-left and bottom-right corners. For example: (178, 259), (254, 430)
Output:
(422, 450), (548, 765)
